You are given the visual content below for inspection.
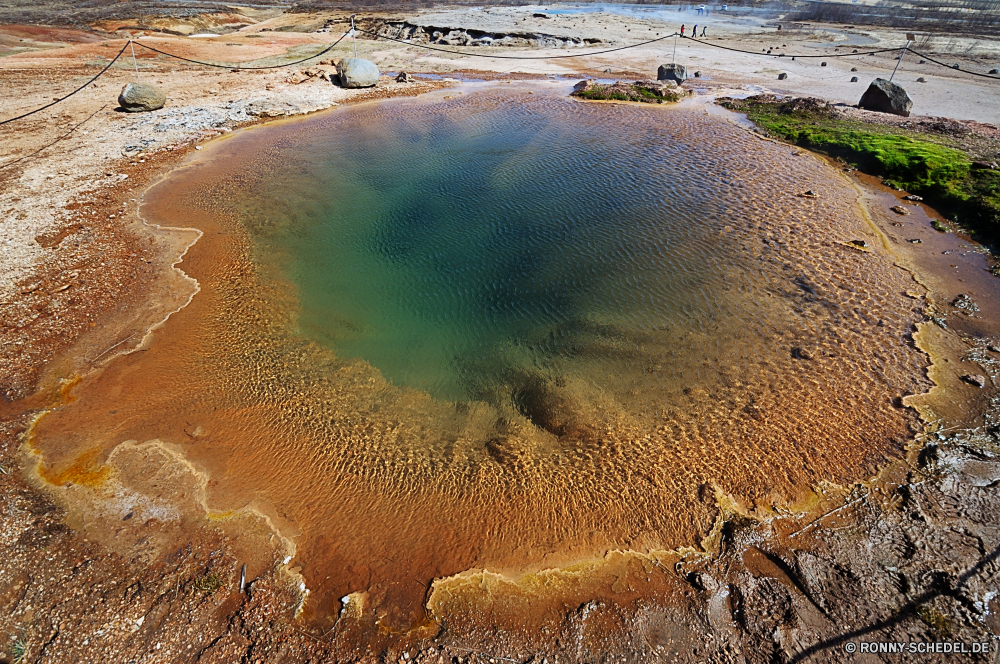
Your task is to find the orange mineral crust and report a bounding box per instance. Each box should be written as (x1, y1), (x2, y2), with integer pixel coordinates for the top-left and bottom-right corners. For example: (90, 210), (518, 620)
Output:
(29, 90), (929, 644)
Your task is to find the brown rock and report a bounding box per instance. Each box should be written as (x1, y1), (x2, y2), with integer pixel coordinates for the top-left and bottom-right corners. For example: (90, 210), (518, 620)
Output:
(961, 374), (987, 388)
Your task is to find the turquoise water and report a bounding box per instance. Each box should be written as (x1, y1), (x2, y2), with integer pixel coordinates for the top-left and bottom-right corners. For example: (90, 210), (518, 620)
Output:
(233, 89), (922, 438)
(243, 92), (743, 404)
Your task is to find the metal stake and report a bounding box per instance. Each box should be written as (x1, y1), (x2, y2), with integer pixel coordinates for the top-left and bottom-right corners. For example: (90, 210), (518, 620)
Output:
(129, 38), (140, 83)
(351, 14), (358, 58)
(889, 33), (915, 83)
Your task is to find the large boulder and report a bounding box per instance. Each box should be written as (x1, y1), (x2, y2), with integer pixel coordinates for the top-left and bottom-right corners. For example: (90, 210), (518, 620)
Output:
(657, 63), (689, 83)
(118, 82), (166, 113)
(858, 78), (913, 117)
(337, 58), (380, 88)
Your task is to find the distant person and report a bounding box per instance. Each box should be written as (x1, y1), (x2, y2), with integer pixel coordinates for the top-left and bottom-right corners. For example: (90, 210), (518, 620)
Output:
(693, 24), (698, 38)
(701, 25), (707, 37)
(681, 24), (685, 36)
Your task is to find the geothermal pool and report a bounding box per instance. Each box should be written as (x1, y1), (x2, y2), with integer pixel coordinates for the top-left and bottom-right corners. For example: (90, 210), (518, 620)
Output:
(33, 87), (930, 637)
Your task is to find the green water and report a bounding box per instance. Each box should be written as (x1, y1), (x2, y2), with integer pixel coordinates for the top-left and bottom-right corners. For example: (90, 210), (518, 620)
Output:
(240, 92), (748, 404)
(231, 89), (922, 438)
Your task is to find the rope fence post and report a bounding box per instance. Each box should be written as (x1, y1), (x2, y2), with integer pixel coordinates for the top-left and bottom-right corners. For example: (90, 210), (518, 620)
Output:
(351, 14), (358, 59)
(889, 33), (915, 83)
(129, 38), (140, 83)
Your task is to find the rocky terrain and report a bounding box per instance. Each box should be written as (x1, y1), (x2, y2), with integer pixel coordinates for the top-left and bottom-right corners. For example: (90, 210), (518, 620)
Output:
(2, 3), (1000, 662)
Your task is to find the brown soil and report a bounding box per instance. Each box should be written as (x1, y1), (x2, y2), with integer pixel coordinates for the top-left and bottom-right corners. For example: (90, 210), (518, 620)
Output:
(2, 6), (1000, 662)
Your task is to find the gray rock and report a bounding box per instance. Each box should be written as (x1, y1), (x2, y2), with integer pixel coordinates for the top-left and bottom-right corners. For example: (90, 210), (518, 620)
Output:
(858, 77), (913, 116)
(952, 293), (979, 313)
(395, 71), (414, 83)
(851, 76), (858, 82)
(777, 72), (787, 80)
(917, 77), (927, 82)
(337, 58), (380, 88)
(118, 82), (166, 113)
(657, 63), (689, 83)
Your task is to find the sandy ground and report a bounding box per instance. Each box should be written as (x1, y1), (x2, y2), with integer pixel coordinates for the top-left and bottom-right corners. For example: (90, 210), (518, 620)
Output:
(2, 4), (1000, 662)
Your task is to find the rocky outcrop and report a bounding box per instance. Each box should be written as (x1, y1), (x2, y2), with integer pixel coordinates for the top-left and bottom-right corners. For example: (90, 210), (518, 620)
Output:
(572, 79), (687, 104)
(337, 58), (379, 88)
(858, 77), (913, 117)
(657, 63), (689, 83)
(117, 82), (166, 113)
(371, 20), (602, 49)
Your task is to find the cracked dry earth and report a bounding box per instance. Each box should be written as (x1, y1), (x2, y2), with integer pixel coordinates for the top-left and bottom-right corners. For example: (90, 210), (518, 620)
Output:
(2, 13), (1000, 664)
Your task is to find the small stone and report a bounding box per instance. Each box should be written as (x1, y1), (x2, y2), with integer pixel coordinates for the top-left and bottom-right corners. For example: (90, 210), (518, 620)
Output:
(849, 239), (868, 248)
(908, 238), (922, 244)
(798, 190), (818, 198)
(118, 82), (166, 112)
(791, 346), (813, 360)
(778, 72), (788, 80)
(657, 63), (689, 82)
(395, 71), (413, 83)
(890, 205), (910, 215)
(987, 345), (1000, 353)
(902, 194), (923, 201)
(821, 61), (827, 66)
(951, 293), (980, 313)
(851, 67), (858, 72)
(337, 58), (380, 88)
(851, 76), (858, 82)
(961, 374), (987, 388)
(917, 77), (926, 82)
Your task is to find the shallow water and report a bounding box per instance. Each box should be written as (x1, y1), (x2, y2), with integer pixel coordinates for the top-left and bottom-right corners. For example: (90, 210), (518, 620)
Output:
(33, 88), (931, 639)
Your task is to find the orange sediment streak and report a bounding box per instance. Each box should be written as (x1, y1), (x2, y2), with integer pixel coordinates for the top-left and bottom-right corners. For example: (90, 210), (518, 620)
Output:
(37, 446), (111, 487)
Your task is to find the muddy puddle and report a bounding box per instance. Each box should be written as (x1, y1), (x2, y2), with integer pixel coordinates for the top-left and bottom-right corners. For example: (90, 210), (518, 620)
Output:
(23, 84), (1000, 650)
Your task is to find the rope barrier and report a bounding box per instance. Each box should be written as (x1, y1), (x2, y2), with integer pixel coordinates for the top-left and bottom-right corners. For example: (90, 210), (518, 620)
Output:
(1, 21), (994, 130)
(0, 103), (108, 171)
(361, 27), (999, 83)
(681, 35), (903, 59)
(132, 30), (350, 70)
(0, 42), (129, 126)
(907, 47), (1000, 80)
(0, 33), (350, 128)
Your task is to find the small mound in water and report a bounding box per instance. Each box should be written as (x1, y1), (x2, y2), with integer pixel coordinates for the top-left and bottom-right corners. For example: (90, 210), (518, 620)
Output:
(572, 78), (688, 103)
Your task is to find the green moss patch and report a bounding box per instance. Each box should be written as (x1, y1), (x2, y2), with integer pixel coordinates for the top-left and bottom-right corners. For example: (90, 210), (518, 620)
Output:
(719, 95), (1000, 246)
(573, 80), (687, 104)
